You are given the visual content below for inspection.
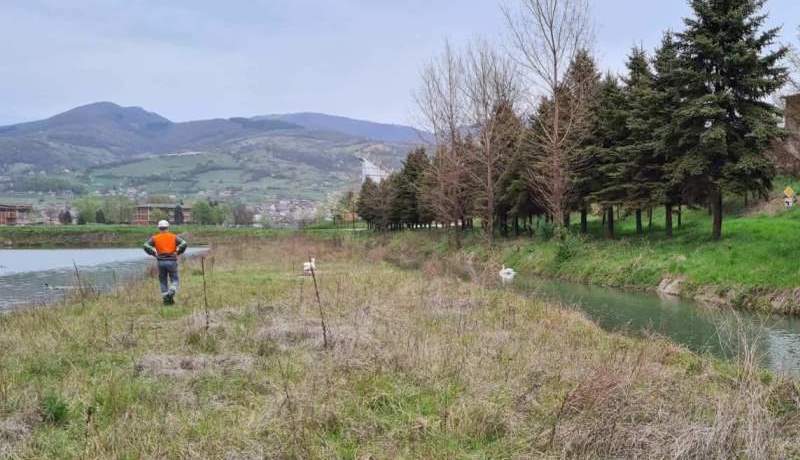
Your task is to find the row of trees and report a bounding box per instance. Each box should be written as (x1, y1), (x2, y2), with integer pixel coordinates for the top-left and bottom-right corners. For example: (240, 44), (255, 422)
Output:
(73, 196), (136, 224)
(358, 0), (788, 242)
(66, 196), (255, 226)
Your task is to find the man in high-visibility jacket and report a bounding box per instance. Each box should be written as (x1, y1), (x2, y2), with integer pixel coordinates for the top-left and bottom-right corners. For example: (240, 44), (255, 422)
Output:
(143, 220), (188, 305)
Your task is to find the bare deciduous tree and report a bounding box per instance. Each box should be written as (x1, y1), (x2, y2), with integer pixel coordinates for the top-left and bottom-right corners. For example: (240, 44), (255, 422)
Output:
(462, 40), (522, 243)
(415, 42), (473, 246)
(503, 0), (593, 228)
(788, 28), (800, 92)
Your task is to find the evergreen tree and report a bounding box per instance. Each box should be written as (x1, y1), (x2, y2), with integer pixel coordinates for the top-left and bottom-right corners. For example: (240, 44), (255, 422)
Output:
(95, 208), (106, 224)
(357, 178), (380, 229)
(565, 49), (603, 233)
(675, 0), (788, 240)
(58, 209), (72, 225)
(498, 143), (546, 236)
(481, 101), (522, 236)
(620, 47), (659, 235)
(652, 32), (684, 237)
(588, 74), (630, 239)
(393, 148), (430, 228)
(383, 173), (400, 230)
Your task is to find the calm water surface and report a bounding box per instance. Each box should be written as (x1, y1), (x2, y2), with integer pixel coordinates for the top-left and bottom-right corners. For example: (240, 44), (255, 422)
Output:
(0, 248), (206, 310)
(515, 277), (800, 376)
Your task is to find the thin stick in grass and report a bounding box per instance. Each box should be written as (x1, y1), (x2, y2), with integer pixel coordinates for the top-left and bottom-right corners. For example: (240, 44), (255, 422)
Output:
(308, 258), (329, 349)
(73, 261), (86, 308)
(201, 256), (210, 333)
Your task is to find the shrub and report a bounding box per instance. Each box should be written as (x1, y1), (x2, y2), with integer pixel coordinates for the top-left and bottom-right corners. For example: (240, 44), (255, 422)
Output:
(40, 392), (70, 425)
(555, 235), (581, 264)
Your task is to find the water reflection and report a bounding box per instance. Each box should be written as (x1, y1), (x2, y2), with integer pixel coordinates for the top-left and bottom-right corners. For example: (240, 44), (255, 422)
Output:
(515, 277), (800, 376)
(0, 248), (206, 310)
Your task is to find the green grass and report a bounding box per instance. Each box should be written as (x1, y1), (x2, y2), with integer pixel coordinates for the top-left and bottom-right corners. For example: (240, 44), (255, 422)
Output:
(513, 207), (800, 290)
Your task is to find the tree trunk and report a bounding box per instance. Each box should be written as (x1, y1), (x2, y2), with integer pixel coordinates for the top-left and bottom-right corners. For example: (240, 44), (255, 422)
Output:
(665, 203), (673, 238)
(677, 204), (682, 227)
(580, 207), (588, 234)
(711, 188), (723, 240)
(647, 208), (653, 232)
(604, 207), (615, 239)
(635, 209), (643, 235)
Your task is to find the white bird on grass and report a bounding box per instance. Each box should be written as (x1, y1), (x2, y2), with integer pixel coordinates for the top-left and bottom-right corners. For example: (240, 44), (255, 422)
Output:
(303, 257), (316, 276)
(499, 265), (517, 284)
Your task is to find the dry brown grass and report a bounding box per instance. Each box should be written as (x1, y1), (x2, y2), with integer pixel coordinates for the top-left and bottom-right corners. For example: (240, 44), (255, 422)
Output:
(0, 234), (797, 458)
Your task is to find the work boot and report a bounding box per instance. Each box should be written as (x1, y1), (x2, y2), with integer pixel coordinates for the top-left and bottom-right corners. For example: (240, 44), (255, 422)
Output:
(163, 292), (174, 306)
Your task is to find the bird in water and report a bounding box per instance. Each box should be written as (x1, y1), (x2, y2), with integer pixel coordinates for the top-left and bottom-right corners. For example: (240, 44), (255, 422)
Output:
(499, 265), (516, 284)
(303, 257), (316, 276)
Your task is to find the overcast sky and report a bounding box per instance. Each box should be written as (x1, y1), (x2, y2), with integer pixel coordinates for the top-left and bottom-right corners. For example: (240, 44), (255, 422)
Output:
(1, 0), (798, 126)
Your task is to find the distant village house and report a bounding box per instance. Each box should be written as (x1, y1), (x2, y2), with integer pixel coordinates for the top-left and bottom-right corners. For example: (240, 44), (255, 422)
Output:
(0, 204), (33, 225)
(133, 204), (192, 225)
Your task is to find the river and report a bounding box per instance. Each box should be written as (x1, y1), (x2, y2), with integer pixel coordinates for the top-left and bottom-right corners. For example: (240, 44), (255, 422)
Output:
(515, 276), (800, 376)
(0, 248), (206, 310)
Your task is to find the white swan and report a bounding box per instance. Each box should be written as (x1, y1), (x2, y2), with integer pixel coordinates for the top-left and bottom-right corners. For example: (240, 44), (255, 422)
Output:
(499, 265), (517, 284)
(303, 257), (316, 276)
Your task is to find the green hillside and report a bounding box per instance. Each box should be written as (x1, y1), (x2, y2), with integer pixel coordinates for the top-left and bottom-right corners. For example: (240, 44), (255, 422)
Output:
(85, 131), (407, 202)
(0, 103), (421, 204)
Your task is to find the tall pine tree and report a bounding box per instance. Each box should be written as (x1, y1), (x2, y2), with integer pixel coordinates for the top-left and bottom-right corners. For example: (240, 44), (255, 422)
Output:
(565, 49), (603, 234)
(393, 148), (430, 228)
(675, 0), (787, 240)
(356, 178), (380, 230)
(620, 47), (659, 235)
(653, 32), (684, 237)
(589, 74), (630, 239)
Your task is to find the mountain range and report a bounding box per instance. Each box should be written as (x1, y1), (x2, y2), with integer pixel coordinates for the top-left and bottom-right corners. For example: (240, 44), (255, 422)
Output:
(0, 102), (429, 203)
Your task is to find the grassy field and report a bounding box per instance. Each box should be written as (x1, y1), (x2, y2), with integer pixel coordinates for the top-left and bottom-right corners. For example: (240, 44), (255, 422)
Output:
(0, 235), (798, 458)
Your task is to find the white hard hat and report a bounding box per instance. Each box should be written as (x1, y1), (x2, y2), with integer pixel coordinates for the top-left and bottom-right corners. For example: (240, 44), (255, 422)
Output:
(157, 220), (170, 229)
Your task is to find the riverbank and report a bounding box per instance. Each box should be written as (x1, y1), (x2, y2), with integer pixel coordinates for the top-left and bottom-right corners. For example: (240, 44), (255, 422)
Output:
(523, 208), (800, 315)
(0, 235), (798, 458)
(0, 224), (287, 248)
(374, 204), (800, 315)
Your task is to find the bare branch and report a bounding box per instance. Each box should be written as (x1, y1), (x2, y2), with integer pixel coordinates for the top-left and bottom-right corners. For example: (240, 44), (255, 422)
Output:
(502, 0), (594, 226)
